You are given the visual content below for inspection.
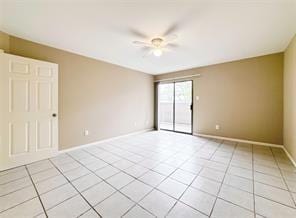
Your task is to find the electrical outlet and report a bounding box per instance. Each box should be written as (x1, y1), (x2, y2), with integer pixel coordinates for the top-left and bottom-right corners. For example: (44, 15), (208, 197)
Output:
(215, 125), (220, 130)
(84, 130), (89, 136)
(134, 122), (137, 126)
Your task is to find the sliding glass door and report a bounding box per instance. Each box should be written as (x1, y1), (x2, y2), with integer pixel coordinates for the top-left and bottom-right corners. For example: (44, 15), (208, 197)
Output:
(158, 81), (193, 134)
(159, 83), (174, 131)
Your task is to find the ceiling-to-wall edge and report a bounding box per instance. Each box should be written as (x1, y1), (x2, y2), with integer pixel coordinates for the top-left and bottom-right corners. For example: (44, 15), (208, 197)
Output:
(154, 52), (284, 80)
(2, 29), (292, 76)
(1, 30), (152, 76)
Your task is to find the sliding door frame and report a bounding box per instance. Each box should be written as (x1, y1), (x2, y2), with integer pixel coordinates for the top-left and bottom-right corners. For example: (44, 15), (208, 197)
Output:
(158, 80), (193, 135)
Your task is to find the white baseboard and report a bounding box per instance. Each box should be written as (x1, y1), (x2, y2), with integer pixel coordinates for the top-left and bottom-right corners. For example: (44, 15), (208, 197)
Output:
(194, 133), (296, 167)
(282, 147), (296, 167)
(59, 128), (154, 153)
(194, 133), (283, 147)
(0, 128), (154, 172)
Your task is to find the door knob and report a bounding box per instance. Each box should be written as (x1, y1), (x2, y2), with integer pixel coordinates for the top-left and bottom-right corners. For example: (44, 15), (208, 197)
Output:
(52, 113), (57, 117)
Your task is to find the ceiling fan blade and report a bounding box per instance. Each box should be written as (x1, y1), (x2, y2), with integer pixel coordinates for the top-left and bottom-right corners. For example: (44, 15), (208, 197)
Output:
(133, 41), (153, 47)
(128, 28), (148, 38)
(165, 34), (178, 42)
(162, 10), (197, 37)
(166, 43), (179, 48)
(163, 23), (179, 37)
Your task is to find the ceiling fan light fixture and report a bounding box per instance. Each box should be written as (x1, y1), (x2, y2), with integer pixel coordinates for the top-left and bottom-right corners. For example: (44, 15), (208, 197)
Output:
(133, 35), (177, 57)
(153, 48), (163, 57)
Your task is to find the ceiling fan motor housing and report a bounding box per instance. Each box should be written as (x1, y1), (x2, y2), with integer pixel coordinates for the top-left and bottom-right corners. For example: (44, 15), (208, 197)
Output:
(151, 38), (163, 47)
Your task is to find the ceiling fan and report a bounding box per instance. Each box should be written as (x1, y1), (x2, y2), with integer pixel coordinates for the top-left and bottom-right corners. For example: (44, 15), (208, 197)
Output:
(132, 35), (178, 57)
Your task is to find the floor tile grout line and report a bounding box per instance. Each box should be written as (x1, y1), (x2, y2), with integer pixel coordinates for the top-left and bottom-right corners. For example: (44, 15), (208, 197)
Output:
(0, 181), (32, 198)
(163, 164), (206, 217)
(0, 196), (37, 214)
(24, 165), (48, 218)
(108, 135), (198, 156)
(27, 166), (55, 176)
(0, 174), (29, 186)
(1, 158), (290, 202)
(117, 140), (210, 160)
(0, 158), (59, 179)
(229, 160), (287, 180)
(87, 148), (159, 172)
(48, 158), (103, 218)
(270, 147), (296, 207)
(121, 137), (296, 197)
(254, 170), (290, 183)
(95, 143), (149, 160)
(84, 138), (214, 217)
(214, 196), (255, 213)
(86, 141), (163, 166)
(77, 208), (95, 218)
(84, 137), (208, 179)
(32, 170), (92, 197)
(164, 139), (226, 217)
(52, 162), (84, 174)
(252, 194), (296, 209)
(42, 192), (81, 212)
(12, 169), (84, 198)
(68, 152), (156, 217)
(252, 144), (257, 217)
(187, 179), (248, 199)
(89, 135), (210, 169)
(120, 157), (200, 216)
(0, 163), (54, 185)
(176, 171), (295, 209)
(66, 156), (132, 194)
(229, 171), (286, 190)
(196, 170), (291, 195)
(0, 166), (26, 175)
(83, 144), (184, 201)
(34, 181), (68, 197)
(30, 170), (62, 184)
(0, 133), (277, 175)
(208, 140), (238, 217)
(0, 192), (97, 216)
(104, 146), (177, 170)
(2, 132), (296, 217)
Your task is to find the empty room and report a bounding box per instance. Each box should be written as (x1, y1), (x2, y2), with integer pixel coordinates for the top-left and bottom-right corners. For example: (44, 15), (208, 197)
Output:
(1, 0), (296, 217)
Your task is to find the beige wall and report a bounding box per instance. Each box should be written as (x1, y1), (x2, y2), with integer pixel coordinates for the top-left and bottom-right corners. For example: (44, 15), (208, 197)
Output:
(0, 31), (286, 150)
(284, 34), (296, 161)
(1, 32), (154, 150)
(155, 53), (283, 145)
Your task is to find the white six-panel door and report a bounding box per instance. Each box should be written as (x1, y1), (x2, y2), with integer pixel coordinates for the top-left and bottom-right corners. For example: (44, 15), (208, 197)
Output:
(0, 52), (58, 170)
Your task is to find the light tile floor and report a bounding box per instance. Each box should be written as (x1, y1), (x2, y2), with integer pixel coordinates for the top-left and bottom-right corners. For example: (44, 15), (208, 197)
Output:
(1, 131), (296, 218)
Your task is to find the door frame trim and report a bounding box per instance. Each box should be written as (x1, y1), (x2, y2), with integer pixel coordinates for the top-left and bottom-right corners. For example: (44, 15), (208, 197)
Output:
(158, 80), (193, 135)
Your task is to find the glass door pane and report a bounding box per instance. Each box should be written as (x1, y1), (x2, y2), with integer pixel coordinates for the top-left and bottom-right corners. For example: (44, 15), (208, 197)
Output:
(174, 81), (192, 133)
(159, 83), (174, 131)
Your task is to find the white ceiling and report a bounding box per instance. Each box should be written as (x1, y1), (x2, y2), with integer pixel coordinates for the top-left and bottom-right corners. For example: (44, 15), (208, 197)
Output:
(1, 0), (296, 75)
